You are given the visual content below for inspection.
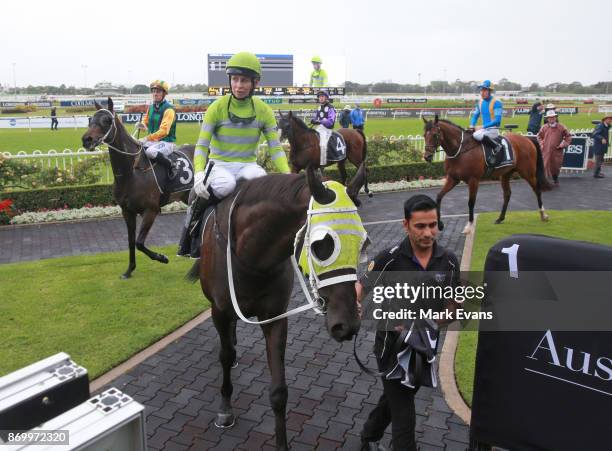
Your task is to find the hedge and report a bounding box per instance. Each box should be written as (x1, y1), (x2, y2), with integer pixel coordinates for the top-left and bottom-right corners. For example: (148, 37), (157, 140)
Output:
(1, 105), (38, 114)
(3, 184), (115, 212)
(1, 162), (445, 212)
(324, 161), (445, 183)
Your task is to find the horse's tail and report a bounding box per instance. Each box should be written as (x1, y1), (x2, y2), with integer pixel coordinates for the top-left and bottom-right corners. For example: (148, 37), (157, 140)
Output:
(527, 136), (553, 192)
(355, 128), (371, 197)
(185, 259), (200, 283)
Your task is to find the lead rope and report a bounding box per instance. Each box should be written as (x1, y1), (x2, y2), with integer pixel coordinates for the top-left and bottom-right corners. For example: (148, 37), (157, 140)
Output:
(226, 191), (326, 325)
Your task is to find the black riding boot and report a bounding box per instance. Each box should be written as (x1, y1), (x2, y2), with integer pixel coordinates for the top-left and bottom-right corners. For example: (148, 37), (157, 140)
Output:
(177, 189), (219, 258)
(154, 153), (178, 180)
(481, 135), (502, 166)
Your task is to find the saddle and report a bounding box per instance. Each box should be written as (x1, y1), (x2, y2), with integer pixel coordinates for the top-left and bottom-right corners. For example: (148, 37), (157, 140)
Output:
(323, 131), (347, 164)
(151, 150), (195, 195)
(482, 136), (514, 170)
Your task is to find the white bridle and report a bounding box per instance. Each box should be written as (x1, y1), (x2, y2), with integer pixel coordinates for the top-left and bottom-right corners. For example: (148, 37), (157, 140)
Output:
(225, 191), (327, 325)
(91, 109), (142, 156)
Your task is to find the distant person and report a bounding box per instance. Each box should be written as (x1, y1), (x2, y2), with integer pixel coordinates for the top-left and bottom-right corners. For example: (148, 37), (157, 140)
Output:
(468, 80), (503, 165)
(351, 104), (365, 131)
(527, 102), (544, 135)
(544, 103), (556, 114)
(309, 56), (328, 88)
(537, 110), (572, 186)
(50, 107), (58, 131)
(136, 80), (178, 179)
(339, 105), (352, 128)
(591, 115), (611, 178)
(310, 90), (336, 153)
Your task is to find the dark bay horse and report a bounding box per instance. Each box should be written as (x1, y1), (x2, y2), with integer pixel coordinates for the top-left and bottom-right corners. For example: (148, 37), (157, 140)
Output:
(277, 111), (371, 197)
(81, 97), (195, 278)
(187, 164), (366, 450)
(423, 116), (552, 234)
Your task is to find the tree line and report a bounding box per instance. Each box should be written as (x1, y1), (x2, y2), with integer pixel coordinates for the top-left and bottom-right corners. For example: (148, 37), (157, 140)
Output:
(1, 79), (610, 95)
(345, 79), (611, 94)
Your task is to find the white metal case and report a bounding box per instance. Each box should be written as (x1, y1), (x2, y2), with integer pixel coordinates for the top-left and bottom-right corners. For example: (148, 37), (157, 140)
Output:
(0, 352), (89, 436)
(3, 388), (147, 451)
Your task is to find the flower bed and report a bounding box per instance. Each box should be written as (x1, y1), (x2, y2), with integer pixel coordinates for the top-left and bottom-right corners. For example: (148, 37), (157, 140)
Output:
(10, 201), (188, 225)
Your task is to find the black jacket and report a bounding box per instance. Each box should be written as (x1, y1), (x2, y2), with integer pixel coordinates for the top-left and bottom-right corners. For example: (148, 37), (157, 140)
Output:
(591, 122), (610, 156)
(359, 237), (459, 372)
(527, 104), (543, 134)
(339, 110), (351, 128)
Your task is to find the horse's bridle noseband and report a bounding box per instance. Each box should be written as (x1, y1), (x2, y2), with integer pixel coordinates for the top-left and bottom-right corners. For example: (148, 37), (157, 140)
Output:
(91, 109), (142, 157)
(92, 109), (118, 148)
(425, 125), (465, 159)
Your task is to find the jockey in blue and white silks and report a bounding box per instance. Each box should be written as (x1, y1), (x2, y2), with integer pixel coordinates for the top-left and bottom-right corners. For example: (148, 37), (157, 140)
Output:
(469, 80), (503, 158)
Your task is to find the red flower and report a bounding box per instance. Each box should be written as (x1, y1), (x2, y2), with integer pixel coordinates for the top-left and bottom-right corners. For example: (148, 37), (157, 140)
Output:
(0, 199), (13, 213)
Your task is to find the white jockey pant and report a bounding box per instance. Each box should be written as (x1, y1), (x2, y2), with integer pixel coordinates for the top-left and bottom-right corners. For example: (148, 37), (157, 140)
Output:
(316, 124), (333, 165)
(206, 160), (267, 199)
(472, 128), (500, 142)
(143, 141), (176, 159)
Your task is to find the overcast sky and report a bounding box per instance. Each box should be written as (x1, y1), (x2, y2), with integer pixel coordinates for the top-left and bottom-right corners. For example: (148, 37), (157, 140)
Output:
(2, 0), (611, 88)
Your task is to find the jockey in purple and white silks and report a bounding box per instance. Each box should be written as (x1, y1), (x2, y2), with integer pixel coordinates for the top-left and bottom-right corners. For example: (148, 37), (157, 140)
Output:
(310, 90), (336, 156)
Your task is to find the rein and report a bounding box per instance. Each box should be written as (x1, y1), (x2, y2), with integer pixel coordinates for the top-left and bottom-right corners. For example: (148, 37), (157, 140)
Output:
(446, 130), (464, 159)
(430, 126), (479, 160)
(94, 109), (144, 157)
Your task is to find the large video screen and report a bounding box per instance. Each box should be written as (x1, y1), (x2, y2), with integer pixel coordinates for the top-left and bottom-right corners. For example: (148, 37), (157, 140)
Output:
(208, 54), (293, 87)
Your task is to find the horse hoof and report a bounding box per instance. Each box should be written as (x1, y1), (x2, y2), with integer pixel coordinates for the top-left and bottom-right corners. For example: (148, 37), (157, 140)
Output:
(542, 215), (550, 222)
(214, 413), (235, 429)
(368, 192), (373, 198)
(232, 359), (238, 369)
(158, 255), (169, 264)
(494, 219), (503, 224)
(120, 273), (131, 279)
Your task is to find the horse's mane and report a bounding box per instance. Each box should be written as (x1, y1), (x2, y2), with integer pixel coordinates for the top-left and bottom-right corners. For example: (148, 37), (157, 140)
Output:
(290, 114), (318, 136)
(114, 113), (143, 147)
(237, 173), (308, 208)
(425, 118), (466, 132)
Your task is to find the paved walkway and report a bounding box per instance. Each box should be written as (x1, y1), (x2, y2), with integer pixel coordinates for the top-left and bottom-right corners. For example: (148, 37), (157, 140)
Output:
(1, 172), (610, 265)
(1, 172), (609, 449)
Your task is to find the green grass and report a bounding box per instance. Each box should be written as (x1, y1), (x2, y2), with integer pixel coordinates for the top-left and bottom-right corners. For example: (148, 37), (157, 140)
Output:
(0, 245), (208, 379)
(0, 113), (600, 154)
(454, 210), (612, 406)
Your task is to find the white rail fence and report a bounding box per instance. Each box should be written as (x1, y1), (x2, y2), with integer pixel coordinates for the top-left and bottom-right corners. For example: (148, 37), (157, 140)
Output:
(2, 131), (610, 188)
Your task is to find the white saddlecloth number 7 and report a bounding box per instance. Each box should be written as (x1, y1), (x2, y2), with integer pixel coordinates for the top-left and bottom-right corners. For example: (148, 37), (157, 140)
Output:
(501, 243), (520, 278)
